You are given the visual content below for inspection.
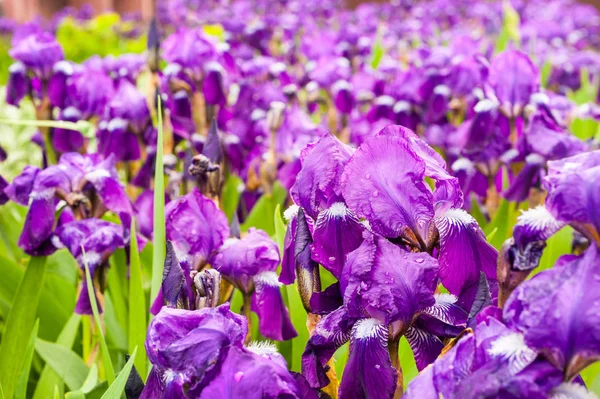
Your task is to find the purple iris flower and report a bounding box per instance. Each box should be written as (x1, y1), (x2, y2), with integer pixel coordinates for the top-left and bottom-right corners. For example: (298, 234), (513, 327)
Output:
(13, 153), (132, 255)
(302, 232), (441, 398)
(211, 228), (297, 341)
(487, 50), (539, 119)
(143, 305), (314, 399)
(165, 188), (230, 267)
(341, 125), (496, 296)
(9, 32), (64, 80)
(97, 80), (152, 162)
(404, 318), (566, 399)
(504, 245), (600, 381)
(162, 28), (218, 84)
(53, 219), (124, 314)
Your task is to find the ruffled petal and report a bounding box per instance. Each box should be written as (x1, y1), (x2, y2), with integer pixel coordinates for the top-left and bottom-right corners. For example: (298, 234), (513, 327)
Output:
(290, 134), (353, 219)
(341, 134), (433, 245)
(166, 188), (229, 262)
(434, 208), (498, 295)
(342, 232), (438, 327)
(211, 229), (279, 293)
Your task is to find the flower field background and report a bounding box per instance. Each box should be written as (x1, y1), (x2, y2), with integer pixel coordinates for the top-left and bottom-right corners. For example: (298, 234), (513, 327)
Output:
(0, 0), (600, 398)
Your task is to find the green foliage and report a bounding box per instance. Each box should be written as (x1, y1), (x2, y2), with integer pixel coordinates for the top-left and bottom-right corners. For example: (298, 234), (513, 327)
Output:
(83, 251), (116, 384)
(0, 256), (47, 399)
(222, 174), (244, 222)
(15, 319), (39, 399)
(128, 220), (148, 379)
(100, 347), (137, 399)
(56, 14), (146, 63)
(150, 98), (166, 314)
(495, 0), (521, 53)
(33, 314), (81, 399)
(241, 182), (288, 236)
(34, 338), (89, 392)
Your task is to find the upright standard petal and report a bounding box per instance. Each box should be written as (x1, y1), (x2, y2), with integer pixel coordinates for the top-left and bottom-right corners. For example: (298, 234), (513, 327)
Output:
(342, 232), (438, 328)
(166, 188), (229, 263)
(434, 208), (498, 295)
(211, 228), (280, 293)
(504, 245), (600, 380)
(290, 134), (353, 219)
(341, 134), (433, 247)
(488, 50), (539, 118)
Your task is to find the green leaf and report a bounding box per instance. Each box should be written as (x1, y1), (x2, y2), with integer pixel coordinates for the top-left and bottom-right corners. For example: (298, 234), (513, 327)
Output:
(65, 391), (85, 399)
(241, 182), (287, 236)
(494, 0), (521, 53)
(484, 198), (517, 250)
(107, 251), (129, 338)
(100, 347), (138, 399)
(15, 319), (39, 399)
(129, 220), (148, 379)
(34, 338), (89, 391)
(399, 336), (419, 388)
(104, 292), (128, 352)
(222, 174), (244, 221)
(0, 256), (47, 399)
(469, 197), (487, 229)
(82, 382), (108, 399)
(33, 314), (81, 399)
(83, 249), (116, 384)
(80, 364), (99, 393)
(150, 97), (166, 313)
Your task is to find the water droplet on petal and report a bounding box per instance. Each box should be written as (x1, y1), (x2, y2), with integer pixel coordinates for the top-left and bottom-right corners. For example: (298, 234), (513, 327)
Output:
(234, 371), (244, 382)
(415, 258), (424, 264)
(365, 173), (371, 180)
(372, 190), (379, 197)
(375, 364), (381, 369)
(328, 256), (336, 262)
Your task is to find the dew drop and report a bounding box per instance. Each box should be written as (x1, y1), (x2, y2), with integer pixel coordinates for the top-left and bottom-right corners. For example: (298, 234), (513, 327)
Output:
(328, 256), (336, 262)
(234, 371), (244, 382)
(415, 258), (424, 264)
(372, 190), (379, 197)
(365, 173), (371, 180)
(375, 364), (381, 369)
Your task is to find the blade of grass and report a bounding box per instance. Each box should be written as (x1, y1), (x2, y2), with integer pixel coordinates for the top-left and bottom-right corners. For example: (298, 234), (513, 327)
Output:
(33, 314), (81, 399)
(128, 219), (148, 379)
(150, 96), (166, 314)
(100, 347), (137, 399)
(0, 256), (47, 399)
(82, 247), (116, 384)
(15, 319), (40, 399)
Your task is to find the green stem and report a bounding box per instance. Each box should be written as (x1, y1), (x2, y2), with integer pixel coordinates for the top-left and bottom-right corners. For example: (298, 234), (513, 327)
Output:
(243, 294), (253, 344)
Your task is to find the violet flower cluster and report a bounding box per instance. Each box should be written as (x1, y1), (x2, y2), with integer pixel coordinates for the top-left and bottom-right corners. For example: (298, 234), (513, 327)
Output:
(1, 0), (600, 397)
